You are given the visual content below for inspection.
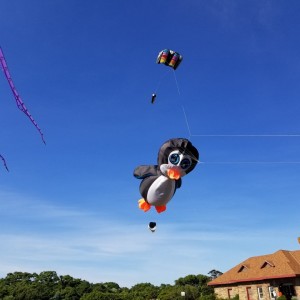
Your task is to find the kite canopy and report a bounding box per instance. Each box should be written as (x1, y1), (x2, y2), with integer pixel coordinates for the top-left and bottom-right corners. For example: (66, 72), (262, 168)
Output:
(151, 48), (183, 103)
(156, 49), (183, 70)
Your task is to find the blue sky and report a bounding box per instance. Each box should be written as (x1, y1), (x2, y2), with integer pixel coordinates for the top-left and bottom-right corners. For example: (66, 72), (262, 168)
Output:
(0, 0), (300, 287)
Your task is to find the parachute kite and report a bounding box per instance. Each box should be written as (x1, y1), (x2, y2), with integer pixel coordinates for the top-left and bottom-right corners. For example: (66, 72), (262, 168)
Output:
(152, 49), (183, 103)
(134, 138), (199, 213)
(0, 47), (45, 170)
(156, 49), (183, 70)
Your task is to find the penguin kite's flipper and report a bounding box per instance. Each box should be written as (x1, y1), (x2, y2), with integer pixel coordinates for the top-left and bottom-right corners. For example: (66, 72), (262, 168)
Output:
(134, 165), (159, 180)
(138, 199), (151, 212)
(155, 205), (166, 213)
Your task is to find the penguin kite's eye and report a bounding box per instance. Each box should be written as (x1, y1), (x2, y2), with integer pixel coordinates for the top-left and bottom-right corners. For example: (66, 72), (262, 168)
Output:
(169, 153), (180, 165)
(180, 158), (191, 170)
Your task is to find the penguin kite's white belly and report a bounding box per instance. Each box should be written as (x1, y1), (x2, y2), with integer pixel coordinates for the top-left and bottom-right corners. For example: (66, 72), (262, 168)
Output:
(146, 175), (176, 206)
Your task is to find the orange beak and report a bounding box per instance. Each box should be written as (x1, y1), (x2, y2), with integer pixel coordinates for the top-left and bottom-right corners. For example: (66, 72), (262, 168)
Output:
(167, 168), (181, 180)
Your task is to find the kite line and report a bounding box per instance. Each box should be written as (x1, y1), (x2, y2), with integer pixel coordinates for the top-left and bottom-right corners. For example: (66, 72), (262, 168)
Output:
(171, 69), (194, 139)
(174, 74), (300, 164)
(199, 161), (300, 165)
(191, 134), (300, 137)
(151, 49), (300, 165)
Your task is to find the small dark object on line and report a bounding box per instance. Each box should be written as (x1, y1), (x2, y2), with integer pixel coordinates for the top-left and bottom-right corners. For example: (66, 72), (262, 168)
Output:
(148, 222), (156, 232)
(151, 93), (156, 104)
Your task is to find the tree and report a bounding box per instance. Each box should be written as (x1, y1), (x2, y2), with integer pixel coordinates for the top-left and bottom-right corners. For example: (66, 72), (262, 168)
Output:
(0, 271), (216, 300)
(3, 296), (15, 300)
(158, 285), (185, 300)
(0, 278), (9, 299)
(174, 274), (215, 300)
(175, 275), (200, 287)
(59, 286), (79, 300)
(4, 272), (37, 285)
(199, 294), (216, 300)
(75, 280), (92, 297)
(207, 270), (223, 280)
(129, 283), (159, 300)
(81, 290), (129, 300)
(37, 271), (59, 285)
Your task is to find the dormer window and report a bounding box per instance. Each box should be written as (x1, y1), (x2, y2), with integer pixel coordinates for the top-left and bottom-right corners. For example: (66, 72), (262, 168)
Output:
(238, 265), (249, 272)
(261, 261), (275, 269)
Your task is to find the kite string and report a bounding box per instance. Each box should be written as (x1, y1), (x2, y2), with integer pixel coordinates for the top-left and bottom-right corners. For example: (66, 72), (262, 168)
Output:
(199, 161), (300, 165)
(153, 60), (300, 165)
(154, 69), (169, 94)
(173, 69), (181, 96)
(191, 134), (300, 137)
(171, 70), (300, 164)
(171, 67), (300, 138)
(172, 69), (194, 139)
(181, 105), (192, 138)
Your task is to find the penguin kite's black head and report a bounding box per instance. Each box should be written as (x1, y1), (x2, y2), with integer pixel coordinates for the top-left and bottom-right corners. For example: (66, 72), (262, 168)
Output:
(157, 138), (199, 175)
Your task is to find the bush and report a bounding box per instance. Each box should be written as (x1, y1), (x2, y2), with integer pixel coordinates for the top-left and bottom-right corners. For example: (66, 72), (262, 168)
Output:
(217, 295), (239, 300)
(200, 294), (216, 300)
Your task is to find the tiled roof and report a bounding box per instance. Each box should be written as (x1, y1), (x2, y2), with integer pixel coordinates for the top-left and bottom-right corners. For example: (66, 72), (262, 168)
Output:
(208, 250), (300, 286)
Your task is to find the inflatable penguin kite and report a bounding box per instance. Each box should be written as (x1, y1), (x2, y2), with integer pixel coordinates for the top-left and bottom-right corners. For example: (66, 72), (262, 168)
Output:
(134, 138), (199, 213)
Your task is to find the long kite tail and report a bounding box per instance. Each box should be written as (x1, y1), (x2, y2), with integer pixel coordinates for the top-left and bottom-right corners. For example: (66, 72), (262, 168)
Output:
(0, 47), (46, 144)
(0, 154), (9, 171)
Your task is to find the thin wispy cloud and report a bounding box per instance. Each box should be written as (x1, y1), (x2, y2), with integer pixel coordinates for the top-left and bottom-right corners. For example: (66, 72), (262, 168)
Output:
(0, 189), (298, 286)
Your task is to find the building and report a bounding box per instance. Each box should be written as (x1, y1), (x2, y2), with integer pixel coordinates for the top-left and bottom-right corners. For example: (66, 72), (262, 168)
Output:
(208, 250), (300, 300)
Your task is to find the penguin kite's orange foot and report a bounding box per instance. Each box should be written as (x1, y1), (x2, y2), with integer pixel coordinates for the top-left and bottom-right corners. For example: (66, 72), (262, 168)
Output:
(155, 205), (166, 213)
(138, 199), (151, 212)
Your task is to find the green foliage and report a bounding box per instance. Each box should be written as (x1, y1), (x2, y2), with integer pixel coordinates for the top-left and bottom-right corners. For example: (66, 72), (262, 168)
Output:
(208, 270), (223, 280)
(0, 271), (216, 300)
(176, 275), (200, 286)
(128, 282), (159, 300)
(3, 296), (15, 300)
(200, 294), (216, 300)
(217, 295), (238, 300)
(81, 290), (129, 300)
(157, 284), (183, 300)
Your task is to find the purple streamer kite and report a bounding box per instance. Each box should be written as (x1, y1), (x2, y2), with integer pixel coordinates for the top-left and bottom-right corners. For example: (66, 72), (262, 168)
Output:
(0, 47), (45, 170)
(0, 154), (9, 171)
